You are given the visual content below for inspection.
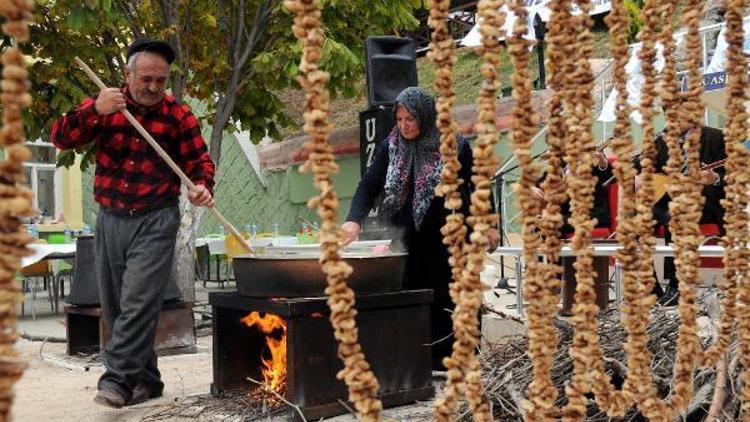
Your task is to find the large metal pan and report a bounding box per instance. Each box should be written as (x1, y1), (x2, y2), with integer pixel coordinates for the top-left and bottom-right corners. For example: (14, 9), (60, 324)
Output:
(233, 251), (407, 298)
(261, 239), (392, 254)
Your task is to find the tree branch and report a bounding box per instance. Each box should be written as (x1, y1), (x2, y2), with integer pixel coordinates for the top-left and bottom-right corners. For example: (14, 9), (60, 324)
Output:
(104, 53), (120, 84)
(115, 0), (143, 38)
(228, 0), (276, 96)
(112, 51), (127, 82)
(706, 354), (728, 419)
(216, 0), (230, 36)
(131, 2), (146, 32)
(209, 0), (278, 165)
(234, 0), (245, 65)
(180, 0), (196, 85)
(602, 356), (671, 392)
(65, 74), (93, 100)
(101, 31), (124, 84)
(159, 0), (186, 102)
(684, 379), (715, 419)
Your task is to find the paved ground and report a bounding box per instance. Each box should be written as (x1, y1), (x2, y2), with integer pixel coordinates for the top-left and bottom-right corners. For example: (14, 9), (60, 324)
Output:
(13, 280), (220, 422)
(13, 336), (213, 422)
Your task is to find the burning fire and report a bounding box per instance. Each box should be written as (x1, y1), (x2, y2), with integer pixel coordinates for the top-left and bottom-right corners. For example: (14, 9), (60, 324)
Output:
(240, 311), (287, 392)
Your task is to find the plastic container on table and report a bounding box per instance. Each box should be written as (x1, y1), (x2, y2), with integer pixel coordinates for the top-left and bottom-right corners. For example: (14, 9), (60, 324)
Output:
(48, 233), (67, 244)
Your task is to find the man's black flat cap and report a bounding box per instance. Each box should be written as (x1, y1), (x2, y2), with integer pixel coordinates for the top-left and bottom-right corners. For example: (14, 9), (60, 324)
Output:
(126, 38), (175, 64)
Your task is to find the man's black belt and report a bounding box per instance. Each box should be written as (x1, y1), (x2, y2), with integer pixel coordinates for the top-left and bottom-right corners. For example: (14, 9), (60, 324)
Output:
(102, 200), (178, 218)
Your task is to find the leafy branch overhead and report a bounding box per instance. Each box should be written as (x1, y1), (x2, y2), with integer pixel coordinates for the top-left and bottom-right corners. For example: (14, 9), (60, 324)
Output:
(14, 0), (422, 171)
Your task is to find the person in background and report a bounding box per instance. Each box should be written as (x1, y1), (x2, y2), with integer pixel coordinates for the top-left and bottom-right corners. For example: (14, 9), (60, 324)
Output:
(635, 125), (726, 306)
(51, 38), (216, 408)
(531, 150), (613, 237)
(531, 150), (614, 315)
(341, 86), (500, 370)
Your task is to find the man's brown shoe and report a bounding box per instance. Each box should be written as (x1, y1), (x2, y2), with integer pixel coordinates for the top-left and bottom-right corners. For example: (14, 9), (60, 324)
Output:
(94, 388), (126, 409)
(126, 384), (164, 406)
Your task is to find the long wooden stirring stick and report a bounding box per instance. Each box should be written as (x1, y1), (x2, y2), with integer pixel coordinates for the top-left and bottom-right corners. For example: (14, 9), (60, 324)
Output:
(73, 56), (253, 254)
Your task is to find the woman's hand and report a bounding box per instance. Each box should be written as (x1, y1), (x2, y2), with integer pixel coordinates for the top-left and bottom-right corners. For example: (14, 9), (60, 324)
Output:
(487, 228), (500, 252)
(700, 169), (720, 185)
(595, 150), (609, 169)
(341, 221), (361, 246)
(531, 186), (544, 200)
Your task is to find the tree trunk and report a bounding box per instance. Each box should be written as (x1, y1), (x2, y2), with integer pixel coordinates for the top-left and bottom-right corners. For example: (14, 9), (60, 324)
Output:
(173, 186), (202, 302)
(209, 118), (225, 169)
(702, 0), (724, 26)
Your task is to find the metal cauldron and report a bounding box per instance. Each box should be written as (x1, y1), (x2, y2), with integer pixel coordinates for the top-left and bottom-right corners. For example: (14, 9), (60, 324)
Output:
(233, 251), (407, 298)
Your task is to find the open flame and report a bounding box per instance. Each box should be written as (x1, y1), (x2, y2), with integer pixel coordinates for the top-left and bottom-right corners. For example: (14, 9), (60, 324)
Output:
(240, 311), (287, 392)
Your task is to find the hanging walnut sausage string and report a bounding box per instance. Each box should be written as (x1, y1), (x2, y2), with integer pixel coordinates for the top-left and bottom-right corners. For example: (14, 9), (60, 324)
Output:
(0, 0), (35, 419)
(429, 0), (493, 420)
(285, 1), (382, 420)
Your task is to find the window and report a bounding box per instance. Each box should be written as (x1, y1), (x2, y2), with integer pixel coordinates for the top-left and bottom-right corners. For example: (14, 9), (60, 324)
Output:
(23, 141), (61, 221)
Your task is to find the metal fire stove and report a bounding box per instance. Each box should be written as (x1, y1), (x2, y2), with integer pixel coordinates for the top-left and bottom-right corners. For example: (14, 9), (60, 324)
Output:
(210, 289), (434, 420)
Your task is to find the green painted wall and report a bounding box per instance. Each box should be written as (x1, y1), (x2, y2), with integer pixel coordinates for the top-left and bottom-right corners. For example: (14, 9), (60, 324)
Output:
(81, 131), (362, 236)
(198, 133), (359, 236)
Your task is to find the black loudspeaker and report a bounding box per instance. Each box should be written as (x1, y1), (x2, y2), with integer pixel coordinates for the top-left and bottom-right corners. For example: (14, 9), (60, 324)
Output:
(365, 36), (418, 107)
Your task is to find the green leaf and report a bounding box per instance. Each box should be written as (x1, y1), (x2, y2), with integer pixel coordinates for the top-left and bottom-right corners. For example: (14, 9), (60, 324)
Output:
(56, 149), (76, 168)
(80, 144), (96, 172)
(285, 61), (298, 78)
(266, 124), (281, 141)
(28, 0), (424, 168)
(250, 125), (264, 141)
(252, 52), (275, 73)
(67, 7), (86, 31)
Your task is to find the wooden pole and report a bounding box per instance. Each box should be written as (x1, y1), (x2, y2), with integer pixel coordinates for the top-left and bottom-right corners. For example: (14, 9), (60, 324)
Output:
(73, 56), (253, 254)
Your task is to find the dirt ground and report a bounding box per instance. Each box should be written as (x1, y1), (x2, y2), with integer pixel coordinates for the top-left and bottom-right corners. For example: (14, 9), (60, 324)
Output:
(11, 333), (439, 422)
(12, 336), (214, 422)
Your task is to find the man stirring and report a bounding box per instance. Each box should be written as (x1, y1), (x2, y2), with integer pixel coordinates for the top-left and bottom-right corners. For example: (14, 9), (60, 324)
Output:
(51, 38), (215, 408)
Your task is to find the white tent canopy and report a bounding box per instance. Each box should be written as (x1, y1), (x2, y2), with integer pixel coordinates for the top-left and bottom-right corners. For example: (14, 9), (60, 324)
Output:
(597, 16), (750, 123)
(460, 0), (612, 47)
(597, 43), (666, 124)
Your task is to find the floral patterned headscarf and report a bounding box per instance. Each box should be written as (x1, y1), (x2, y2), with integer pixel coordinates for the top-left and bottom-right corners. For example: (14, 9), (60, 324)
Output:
(380, 87), (444, 229)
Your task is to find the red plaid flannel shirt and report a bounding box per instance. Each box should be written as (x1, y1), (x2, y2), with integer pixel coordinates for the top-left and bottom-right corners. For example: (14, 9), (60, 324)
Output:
(51, 87), (215, 211)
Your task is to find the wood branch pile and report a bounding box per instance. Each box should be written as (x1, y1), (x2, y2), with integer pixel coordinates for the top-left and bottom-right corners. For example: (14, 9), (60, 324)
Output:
(468, 301), (742, 421)
(138, 390), (287, 422)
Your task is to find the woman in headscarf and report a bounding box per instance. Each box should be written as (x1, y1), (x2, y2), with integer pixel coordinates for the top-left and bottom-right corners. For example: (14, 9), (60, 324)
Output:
(342, 86), (499, 369)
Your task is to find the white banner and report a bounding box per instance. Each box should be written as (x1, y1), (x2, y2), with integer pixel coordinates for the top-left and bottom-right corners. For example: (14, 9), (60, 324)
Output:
(461, 0), (612, 47)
